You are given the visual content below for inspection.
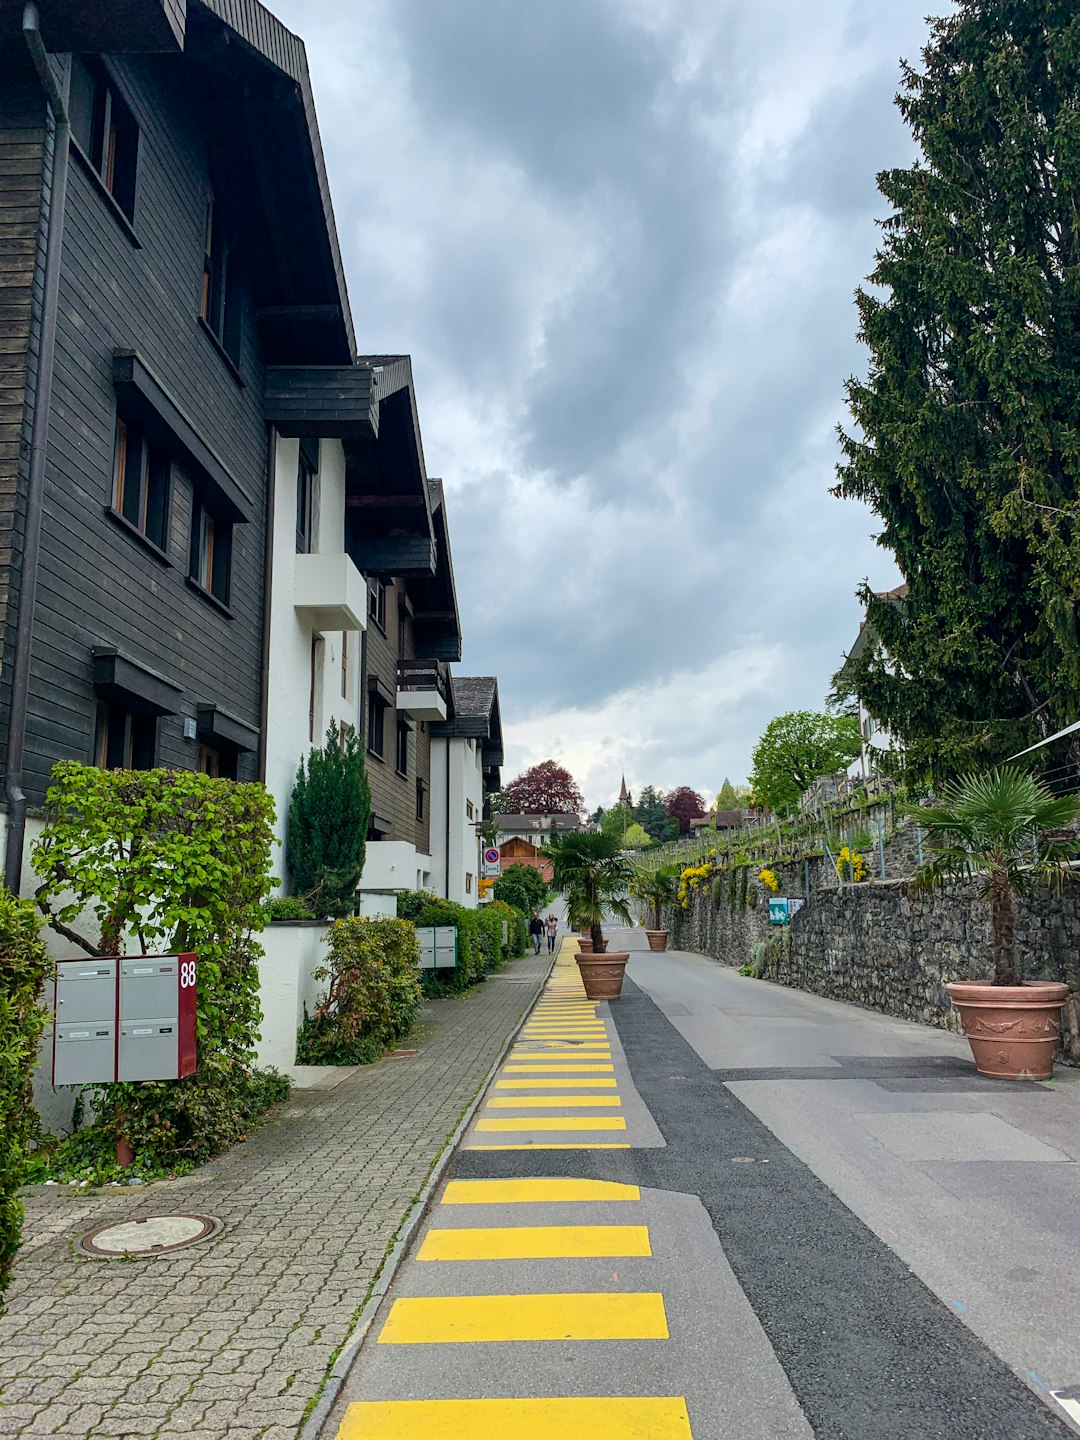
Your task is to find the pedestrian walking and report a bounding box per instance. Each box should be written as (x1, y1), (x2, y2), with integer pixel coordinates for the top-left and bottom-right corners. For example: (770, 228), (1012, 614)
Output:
(529, 912), (544, 955)
(545, 912), (558, 954)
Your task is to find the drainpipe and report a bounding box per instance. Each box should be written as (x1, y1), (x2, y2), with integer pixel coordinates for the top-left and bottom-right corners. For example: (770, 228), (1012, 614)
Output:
(5, 4), (71, 894)
(257, 427), (277, 784)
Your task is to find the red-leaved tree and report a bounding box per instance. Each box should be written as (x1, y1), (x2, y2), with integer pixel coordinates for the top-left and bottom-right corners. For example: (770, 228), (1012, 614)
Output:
(502, 760), (584, 815)
(665, 786), (706, 835)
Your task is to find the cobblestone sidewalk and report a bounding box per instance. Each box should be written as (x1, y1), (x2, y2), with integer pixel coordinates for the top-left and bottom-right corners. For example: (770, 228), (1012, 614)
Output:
(0, 954), (549, 1440)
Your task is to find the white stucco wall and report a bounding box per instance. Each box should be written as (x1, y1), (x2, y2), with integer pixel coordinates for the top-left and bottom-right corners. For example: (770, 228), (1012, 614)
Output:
(428, 737), (483, 906)
(254, 921), (330, 1075)
(264, 434), (364, 889)
(359, 840), (432, 895)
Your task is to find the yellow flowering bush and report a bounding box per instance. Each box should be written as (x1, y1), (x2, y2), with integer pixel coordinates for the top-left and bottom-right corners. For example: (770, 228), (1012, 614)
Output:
(677, 860), (715, 909)
(758, 868), (780, 893)
(837, 845), (868, 883)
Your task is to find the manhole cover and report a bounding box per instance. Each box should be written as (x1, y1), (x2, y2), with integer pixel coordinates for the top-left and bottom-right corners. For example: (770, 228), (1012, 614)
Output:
(81, 1214), (220, 1258)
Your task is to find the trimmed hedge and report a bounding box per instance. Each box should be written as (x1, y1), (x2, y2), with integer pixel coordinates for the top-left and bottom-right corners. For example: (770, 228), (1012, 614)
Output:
(486, 899), (528, 957)
(0, 890), (51, 1300)
(297, 916), (422, 1064)
(396, 891), (528, 993)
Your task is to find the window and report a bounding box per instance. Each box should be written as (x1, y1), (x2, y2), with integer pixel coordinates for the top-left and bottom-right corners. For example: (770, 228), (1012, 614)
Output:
(368, 579), (386, 630)
(465, 873), (473, 895)
(198, 744), (219, 777)
(296, 439), (317, 553)
(466, 800), (474, 821)
(395, 716), (409, 776)
(189, 495), (231, 605)
(111, 417), (169, 550)
(94, 702), (156, 770)
(341, 631), (349, 699)
(200, 188), (242, 364)
(367, 690), (386, 758)
(416, 777), (426, 821)
(69, 57), (139, 220)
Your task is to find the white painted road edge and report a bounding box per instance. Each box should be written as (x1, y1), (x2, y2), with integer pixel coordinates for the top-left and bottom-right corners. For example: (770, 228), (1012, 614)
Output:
(297, 953), (559, 1440)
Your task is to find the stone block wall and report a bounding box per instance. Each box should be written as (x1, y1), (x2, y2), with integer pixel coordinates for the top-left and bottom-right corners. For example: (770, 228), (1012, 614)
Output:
(663, 872), (1080, 1064)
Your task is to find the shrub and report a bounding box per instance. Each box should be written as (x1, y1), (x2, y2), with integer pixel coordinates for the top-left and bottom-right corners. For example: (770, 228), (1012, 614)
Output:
(287, 722), (370, 918)
(486, 899), (527, 957)
(264, 896), (315, 922)
(297, 916), (422, 1064)
(32, 762), (278, 1172)
(0, 890), (51, 1299)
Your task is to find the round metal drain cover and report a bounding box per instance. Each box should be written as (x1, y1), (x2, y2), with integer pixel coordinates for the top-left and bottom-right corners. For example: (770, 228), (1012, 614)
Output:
(81, 1213), (220, 1258)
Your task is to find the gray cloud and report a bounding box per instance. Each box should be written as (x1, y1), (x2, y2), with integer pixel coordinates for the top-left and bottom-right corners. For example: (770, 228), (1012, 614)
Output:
(273, 0), (934, 804)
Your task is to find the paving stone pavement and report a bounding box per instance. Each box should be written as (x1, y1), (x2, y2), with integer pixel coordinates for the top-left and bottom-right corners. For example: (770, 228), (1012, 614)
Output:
(0, 952), (549, 1440)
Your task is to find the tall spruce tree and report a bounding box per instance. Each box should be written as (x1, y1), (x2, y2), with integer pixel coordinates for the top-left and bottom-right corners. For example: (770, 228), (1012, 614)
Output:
(287, 721), (371, 918)
(834, 1), (1080, 781)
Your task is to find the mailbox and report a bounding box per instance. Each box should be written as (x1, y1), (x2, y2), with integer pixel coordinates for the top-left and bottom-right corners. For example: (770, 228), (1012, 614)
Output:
(417, 926), (458, 970)
(52, 953), (197, 1085)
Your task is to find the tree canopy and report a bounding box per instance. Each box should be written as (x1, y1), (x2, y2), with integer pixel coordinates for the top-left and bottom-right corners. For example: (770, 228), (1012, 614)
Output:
(599, 803), (634, 841)
(502, 760), (584, 815)
(714, 778), (749, 811)
(622, 822), (652, 850)
(665, 786), (706, 834)
(633, 785), (674, 840)
(750, 711), (861, 814)
(833, 0), (1080, 781)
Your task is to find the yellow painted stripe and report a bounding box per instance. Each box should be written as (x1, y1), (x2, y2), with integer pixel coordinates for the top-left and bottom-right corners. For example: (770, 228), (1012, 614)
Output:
(336, 1396), (691, 1440)
(441, 1178), (639, 1205)
(495, 1077), (617, 1089)
(464, 1143), (632, 1150)
(378, 1291), (668, 1344)
(417, 1224), (651, 1261)
(476, 1117), (627, 1132)
(486, 1095), (622, 1108)
(504, 1064), (614, 1073)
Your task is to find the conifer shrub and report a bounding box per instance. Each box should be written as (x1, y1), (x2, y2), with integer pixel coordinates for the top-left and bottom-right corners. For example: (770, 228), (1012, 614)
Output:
(287, 722), (370, 918)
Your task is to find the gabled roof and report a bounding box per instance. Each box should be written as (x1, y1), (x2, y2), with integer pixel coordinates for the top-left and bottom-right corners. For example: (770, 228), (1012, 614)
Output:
(432, 675), (503, 767)
(840, 583), (909, 675)
(493, 813), (582, 831)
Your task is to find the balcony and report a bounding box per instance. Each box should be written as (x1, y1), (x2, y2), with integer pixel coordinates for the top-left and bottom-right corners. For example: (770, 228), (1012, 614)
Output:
(293, 553), (367, 633)
(396, 660), (448, 722)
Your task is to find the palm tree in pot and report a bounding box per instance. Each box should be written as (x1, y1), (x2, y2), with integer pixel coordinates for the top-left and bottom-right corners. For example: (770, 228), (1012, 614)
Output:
(629, 864), (679, 951)
(912, 766), (1080, 1079)
(546, 831), (634, 998)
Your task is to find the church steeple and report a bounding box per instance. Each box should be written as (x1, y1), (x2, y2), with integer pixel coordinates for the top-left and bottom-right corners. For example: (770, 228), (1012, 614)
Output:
(618, 774), (631, 807)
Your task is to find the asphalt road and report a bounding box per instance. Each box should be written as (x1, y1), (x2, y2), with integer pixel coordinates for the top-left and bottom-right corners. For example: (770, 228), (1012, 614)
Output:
(324, 934), (1080, 1439)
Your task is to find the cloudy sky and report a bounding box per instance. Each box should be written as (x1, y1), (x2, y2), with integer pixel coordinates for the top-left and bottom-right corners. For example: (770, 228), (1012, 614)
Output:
(272, 0), (939, 811)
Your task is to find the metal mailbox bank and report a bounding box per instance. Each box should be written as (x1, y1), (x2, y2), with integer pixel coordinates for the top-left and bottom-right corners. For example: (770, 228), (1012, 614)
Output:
(52, 953), (197, 1085)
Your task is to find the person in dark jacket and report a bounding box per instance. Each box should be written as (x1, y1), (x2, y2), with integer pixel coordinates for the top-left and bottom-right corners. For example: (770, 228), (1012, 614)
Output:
(529, 913), (544, 954)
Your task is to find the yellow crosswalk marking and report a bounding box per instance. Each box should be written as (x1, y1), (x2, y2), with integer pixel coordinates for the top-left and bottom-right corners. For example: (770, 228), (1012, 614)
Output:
(441, 1178), (639, 1204)
(476, 1117), (627, 1132)
(485, 1095), (622, 1108)
(417, 1224), (651, 1261)
(504, 1064), (614, 1073)
(336, 1396), (692, 1439)
(464, 1143), (632, 1150)
(495, 1077), (617, 1088)
(378, 1291), (668, 1343)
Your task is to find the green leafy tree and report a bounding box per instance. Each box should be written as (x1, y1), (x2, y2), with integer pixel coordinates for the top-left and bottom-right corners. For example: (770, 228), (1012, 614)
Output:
(633, 785), (670, 840)
(833, 1), (1080, 780)
(600, 803), (635, 842)
(750, 711), (861, 814)
(493, 862), (548, 916)
(912, 768), (1080, 984)
(287, 721), (371, 918)
(714, 778), (749, 812)
(622, 823), (652, 850)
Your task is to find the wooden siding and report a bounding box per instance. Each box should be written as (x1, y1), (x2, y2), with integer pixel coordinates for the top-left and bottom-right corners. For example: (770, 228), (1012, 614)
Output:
(19, 52), (270, 802)
(0, 70), (48, 761)
(364, 581), (432, 854)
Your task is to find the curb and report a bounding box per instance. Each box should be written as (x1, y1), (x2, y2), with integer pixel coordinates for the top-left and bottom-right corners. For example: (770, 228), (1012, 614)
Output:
(297, 947), (559, 1440)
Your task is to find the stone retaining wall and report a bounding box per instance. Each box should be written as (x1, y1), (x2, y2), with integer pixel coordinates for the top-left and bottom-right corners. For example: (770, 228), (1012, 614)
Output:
(663, 872), (1080, 1064)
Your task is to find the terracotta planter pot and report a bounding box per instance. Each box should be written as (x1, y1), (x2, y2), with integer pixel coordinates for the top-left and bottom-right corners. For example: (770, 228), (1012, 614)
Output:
(946, 980), (1068, 1081)
(645, 930), (669, 952)
(576, 952), (629, 1000)
(577, 937), (594, 953)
